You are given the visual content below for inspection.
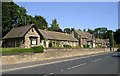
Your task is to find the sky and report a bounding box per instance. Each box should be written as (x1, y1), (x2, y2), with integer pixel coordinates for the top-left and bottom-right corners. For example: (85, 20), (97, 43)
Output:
(15, 2), (118, 31)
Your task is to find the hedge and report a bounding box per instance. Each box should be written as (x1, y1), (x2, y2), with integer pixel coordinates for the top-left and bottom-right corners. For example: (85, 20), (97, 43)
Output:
(63, 45), (71, 48)
(1, 46), (44, 55)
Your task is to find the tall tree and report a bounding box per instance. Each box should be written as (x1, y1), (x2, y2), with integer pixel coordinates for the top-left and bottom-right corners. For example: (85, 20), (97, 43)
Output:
(2, 2), (48, 37)
(114, 29), (120, 44)
(50, 19), (60, 31)
(2, 2), (28, 37)
(34, 16), (48, 29)
(94, 27), (107, 39)
(106, 30), (114, 47)
(87, 28), (94, 34)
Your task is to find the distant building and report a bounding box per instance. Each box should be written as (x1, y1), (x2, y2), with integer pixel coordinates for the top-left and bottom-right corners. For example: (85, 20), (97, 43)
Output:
(95, 38), (107, 48)
(39, 29), (78, 48)
(72, 30), (96, 48)
(103, 39), (110, 47)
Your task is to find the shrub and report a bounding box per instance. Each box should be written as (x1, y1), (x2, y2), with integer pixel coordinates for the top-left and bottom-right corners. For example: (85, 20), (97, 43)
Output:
(63, 45), (71, 48)
(83, 45), (90, 48)
(118, 44), (120, 48)
(1, 48), (33, 55)
(32, 46), (44, 53)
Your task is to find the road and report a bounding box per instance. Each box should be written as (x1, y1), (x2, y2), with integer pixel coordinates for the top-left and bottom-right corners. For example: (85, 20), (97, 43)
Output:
(2, 51), (120, 75)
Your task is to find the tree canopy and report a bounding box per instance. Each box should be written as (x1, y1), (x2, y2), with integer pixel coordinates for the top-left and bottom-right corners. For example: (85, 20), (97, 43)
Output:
(49, 19), (60, 31)
(34, 16), (48, 29)
(64, 28), (71, 34)
(2, 2), (48, 37)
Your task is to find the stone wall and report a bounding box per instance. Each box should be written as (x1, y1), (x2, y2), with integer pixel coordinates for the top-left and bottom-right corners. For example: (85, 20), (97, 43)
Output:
(2, 48), (116, 65)
(24, 27), (40, 48)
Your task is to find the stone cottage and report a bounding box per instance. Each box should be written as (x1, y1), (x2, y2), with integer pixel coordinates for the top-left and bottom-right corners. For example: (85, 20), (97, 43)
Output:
(72, 30), (96, 48)
(2, 24), (40, 48)
(95, 38), (109, 48)
(2, 24), (79, 48)
(95, 38), (106, 48)
(39, 29), (79, 48)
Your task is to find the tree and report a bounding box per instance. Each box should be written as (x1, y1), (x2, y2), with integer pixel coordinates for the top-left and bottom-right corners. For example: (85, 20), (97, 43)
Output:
(34, 16), (48, 29)
(87, 28), (94, 34)
(83, 29), (86, 32)
(64, 28), (71, 34)
(114, 29), (120, 44)
(57, 29), (63, 32)
(94, 27), (107, 39)
(106, 30), (115, 47)
(2, 2), (48, 37)
(2, 2), (28, 37)
(49, 19), (60, 31)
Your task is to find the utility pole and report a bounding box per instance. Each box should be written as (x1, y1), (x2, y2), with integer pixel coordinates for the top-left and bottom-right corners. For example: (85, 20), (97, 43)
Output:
(112, 31), (114, 51)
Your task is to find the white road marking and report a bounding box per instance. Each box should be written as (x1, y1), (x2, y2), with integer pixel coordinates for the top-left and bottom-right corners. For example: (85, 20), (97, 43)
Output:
(105, 56), (110, 58)
(82, 63), (87, 65)
(91, 58), (101, 62)
(43, 73), (54, 76)
(71, 64), (83, 69)
(61, 69), (64, 71)
(49, 73), (53, 75)
(68, 67), (72, 69)
(68, 63), (87, 70)
(2, 52), (112, 73)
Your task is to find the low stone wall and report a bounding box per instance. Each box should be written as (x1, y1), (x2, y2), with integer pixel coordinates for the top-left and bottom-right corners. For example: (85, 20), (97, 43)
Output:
(2, 48), (115, 65)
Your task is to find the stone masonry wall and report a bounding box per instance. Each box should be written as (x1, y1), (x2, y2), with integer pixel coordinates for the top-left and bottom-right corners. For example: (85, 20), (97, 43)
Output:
(2, 48), (116, 65)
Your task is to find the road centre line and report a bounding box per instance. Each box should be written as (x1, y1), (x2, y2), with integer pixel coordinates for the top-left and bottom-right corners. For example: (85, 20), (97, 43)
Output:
(91, 58), (101, 62)
(43, 73), (54, 76)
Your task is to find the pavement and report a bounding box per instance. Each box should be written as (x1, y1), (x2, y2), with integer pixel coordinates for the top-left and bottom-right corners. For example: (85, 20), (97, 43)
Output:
(1, 51), (120, 76)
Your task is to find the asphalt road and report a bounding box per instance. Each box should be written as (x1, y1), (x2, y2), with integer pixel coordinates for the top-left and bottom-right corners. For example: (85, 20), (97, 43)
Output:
(2, 51), (120, 75)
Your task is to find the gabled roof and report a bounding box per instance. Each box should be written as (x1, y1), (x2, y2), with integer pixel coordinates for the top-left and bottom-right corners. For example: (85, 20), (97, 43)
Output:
(39, 29), (78, 42)
(103, 39), (109, 44)
(95, 38), (106, 44)
(3, 24), (35, 39)
(74, 30), (93, 41)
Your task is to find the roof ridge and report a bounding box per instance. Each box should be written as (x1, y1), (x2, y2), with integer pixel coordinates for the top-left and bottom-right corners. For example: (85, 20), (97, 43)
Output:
(39, 29), (70, 35)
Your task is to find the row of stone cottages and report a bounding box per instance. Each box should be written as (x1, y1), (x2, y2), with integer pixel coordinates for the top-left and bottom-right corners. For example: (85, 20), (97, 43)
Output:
(2, 24), (109, 48)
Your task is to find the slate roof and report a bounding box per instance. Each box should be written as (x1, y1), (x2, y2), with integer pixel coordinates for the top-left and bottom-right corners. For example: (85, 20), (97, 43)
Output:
(3, 24), (35, 39)
(39, 29), (78, 42)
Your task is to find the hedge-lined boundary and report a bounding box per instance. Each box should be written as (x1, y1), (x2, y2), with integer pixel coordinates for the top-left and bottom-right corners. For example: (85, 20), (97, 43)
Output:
(1, 46), (44, 56)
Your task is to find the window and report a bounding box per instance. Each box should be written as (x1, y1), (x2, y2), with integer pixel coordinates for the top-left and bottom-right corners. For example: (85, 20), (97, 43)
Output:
(32, 28), (34, 32)
(30, 38), (37, 45)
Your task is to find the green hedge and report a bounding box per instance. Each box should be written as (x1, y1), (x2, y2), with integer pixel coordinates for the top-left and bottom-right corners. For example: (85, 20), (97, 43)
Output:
(32, 46), (44, 53)
(1, 46), (44, 55)
(83, 45), (90, 48)
(118, 44), (120, 48)
(63, 45), (71, 48)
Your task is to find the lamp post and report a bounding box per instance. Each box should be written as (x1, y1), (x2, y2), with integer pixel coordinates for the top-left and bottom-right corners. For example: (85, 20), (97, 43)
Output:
(78, 35), (81, 46)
